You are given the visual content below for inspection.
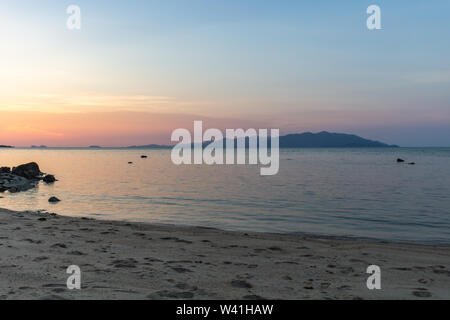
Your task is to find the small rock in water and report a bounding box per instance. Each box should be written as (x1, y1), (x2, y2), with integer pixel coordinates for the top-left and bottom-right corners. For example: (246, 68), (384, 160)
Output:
(48, 196), (61, 203)
(43, 174), (57, 183)
(397, 158), (405, 163)
(408, 162), (415, 165)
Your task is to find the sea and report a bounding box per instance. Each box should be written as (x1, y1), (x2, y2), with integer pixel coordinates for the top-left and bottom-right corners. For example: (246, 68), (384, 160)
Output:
(1, 147), (449, 244)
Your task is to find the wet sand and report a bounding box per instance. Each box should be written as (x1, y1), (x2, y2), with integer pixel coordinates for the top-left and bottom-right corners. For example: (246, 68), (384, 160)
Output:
(1, 207), (449, 300)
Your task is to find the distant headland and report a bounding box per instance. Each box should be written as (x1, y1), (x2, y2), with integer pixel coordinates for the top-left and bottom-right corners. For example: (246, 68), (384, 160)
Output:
(5, 131), (399, 149)
(279, 131), (398, 148)
(126, 131), (398, 149)
(126, 144), (172, 149)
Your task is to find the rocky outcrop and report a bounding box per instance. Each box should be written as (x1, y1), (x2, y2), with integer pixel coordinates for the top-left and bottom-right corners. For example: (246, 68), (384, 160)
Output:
(12, 162), (41, 179)
(0, 162), (56, 193)
(0, 167), (10, 174)
(0, 173), (35, 193)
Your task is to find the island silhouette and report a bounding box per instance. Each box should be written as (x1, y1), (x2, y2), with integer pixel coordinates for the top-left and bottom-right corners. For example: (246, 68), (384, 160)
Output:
(127, 131), (398, 149)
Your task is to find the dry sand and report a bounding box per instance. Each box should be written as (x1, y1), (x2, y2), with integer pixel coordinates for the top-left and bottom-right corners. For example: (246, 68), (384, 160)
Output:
(0, 207), (449, 300)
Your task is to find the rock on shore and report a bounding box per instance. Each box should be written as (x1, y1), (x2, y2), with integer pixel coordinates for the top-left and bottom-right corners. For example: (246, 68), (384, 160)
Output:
(11, 162), (41, 179)
(0, 173), (35, 193)
(0, 162), (56, 193)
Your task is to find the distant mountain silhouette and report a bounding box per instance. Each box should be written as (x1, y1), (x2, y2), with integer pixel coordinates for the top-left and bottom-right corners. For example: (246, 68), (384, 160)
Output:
(13, 132), (397, 149)
(128, 131), (397, 149)
(126, 144), (171, 149)
(279, 131), (398, 148)
(202, 131), (397, 148)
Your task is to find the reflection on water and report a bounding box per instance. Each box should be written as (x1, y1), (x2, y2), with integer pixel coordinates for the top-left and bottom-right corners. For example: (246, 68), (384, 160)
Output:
(1, 148), (450, 244)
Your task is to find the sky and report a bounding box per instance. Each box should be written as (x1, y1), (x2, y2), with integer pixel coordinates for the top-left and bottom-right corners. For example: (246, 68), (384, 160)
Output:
(0, 0), (449, 147)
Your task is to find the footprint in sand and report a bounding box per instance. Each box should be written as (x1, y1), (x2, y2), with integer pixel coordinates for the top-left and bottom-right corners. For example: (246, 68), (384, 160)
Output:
(231, 279), (253, 289)
(51, 243), (67, 249)
(171, 267), (193, 273)
(33, 256), (49, 262)
(150, 290), (194, 299)
(242, 294), (266, 300)
(112, 258), (138, 268)
(412, 289), (432, 298)
(68, 250), (85, 256)
(39, 294), (68, 300)
(268, 246), (283, 251)
(175, 283), (198, 291)
(418, 278), (433, 284)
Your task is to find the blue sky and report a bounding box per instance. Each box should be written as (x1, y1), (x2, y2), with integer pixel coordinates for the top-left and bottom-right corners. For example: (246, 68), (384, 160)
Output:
(1, 0), (449, 146)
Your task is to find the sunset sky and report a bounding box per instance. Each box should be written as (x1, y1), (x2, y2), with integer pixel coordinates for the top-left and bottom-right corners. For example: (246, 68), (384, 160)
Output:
(1, 0), (449, 147)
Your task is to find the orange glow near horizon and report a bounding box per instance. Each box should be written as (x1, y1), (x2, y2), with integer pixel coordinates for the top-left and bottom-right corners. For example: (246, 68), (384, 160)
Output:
(0, 110), (273, 147)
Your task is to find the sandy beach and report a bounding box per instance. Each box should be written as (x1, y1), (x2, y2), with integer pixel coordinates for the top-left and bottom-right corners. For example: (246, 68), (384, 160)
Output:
(0, 207), (449, 300)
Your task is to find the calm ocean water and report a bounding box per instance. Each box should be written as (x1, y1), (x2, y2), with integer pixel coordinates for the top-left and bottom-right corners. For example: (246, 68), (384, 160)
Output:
(1, 148), (449, 244)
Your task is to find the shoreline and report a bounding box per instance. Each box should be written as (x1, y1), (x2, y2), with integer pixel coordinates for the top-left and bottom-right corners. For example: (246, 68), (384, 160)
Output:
(1, 207), (449, 300)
